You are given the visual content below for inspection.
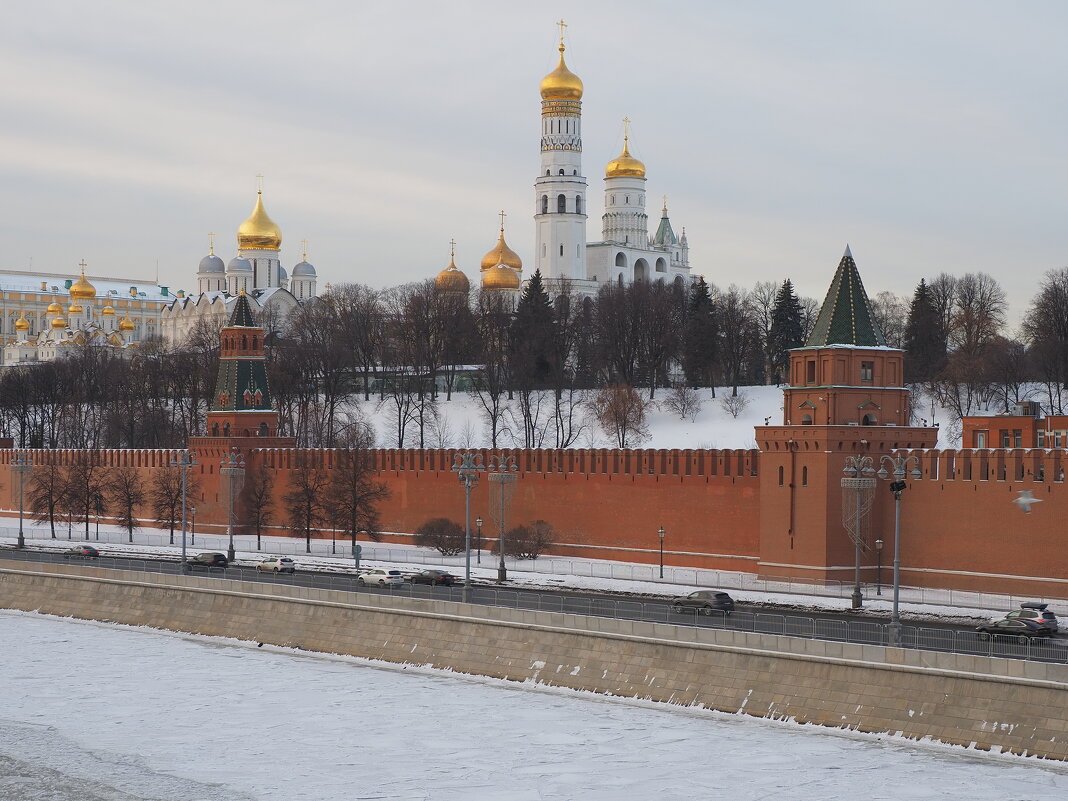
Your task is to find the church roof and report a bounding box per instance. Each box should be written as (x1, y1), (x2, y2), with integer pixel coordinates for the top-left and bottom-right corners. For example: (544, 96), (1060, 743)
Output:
(804, 246), (886, 347)
(227, 292), (257, 327)
(652, 205), (676, 246)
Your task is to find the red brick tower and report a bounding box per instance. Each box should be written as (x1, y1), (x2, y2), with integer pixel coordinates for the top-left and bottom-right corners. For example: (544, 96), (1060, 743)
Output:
(756, 247), (937, 583)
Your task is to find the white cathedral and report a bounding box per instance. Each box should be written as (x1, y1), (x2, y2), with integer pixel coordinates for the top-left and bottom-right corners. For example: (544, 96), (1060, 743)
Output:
(161, 189), (318, 343)
(439, 26), (692, 297)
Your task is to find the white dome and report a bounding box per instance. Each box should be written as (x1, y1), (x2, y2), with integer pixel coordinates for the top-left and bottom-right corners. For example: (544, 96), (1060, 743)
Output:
(292, 261), (316, 277)
(227, 257), (253, 273)
(199, 254), (225, 274)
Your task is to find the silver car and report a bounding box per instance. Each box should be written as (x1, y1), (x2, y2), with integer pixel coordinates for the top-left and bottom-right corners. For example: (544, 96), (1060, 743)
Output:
(357, 568), (404, 587)
(256, 557), (296, 574)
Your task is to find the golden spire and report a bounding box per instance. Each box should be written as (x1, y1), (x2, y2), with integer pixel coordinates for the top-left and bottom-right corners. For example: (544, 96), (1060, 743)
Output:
(301, 238), (309, 262)
(662, 195), (668, 213)
(540, 20), (583, 101)
(208, 231), (216, 255)
(605, 118), (647, 178)
(498, 209), (507, 233)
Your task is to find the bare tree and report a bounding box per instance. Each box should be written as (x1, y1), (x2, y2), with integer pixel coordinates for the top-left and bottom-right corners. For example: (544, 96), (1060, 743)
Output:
(501, 519), (555, 560)
(284, 452), (330, 553)
(870, 290), (908, 349)
(28, 461), (66, 539)
(66, 452), (107, 540)
(413, 517), (465, 556)
(324, 446), (390, 558)
(589, 384), (650, 448)
(150, 465), (199, 545)
(106, 466), (145, 542)
(664, 385), (702, 421)
(240, 463), (276, 551)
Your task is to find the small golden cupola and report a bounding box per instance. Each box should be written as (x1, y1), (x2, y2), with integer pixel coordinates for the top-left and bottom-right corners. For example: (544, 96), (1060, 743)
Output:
(237, 186), (282, 251)
(14, 310), (30, 333)
(605, 131), (646, 179)
(46, 296), (64, 315)
(51, 315), (67, 330)
(119, 314), (136, 332)
(435, 240), (470, 295)
(69, 263), (97, 301)
(482, 263), (521, 291)
(540, 25), (583, 101)
(480, 213), (523, 273)
(102, 303), (116, 316)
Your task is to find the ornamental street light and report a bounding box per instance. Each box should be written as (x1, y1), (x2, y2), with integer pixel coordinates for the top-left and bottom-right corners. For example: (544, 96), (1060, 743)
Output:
(171, 450), (198, 573)
(190, 506), (197, 546)
(874, 538), (883, 595)
(451, 451), (485, 601)
(658, 526), (666, 579)
(221, 451), (246, 564)
(841, 455), (876, 610)
(12, 453), (32, 549)
(877, 454), (922, 644)
(488, 455), (519, 584)
(475, 516), (483, 564)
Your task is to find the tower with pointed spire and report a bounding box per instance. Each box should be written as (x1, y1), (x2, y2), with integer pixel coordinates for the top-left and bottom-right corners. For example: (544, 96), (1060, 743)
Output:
(755, 247), (937, 584)
(534, 20), (588, 283)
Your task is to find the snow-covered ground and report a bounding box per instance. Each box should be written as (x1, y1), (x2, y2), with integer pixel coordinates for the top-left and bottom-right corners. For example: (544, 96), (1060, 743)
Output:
(2, 610), (1067, 801)
(355, 385), (961, 451)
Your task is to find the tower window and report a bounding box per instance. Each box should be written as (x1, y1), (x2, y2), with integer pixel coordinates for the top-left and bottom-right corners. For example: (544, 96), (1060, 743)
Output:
(625, 195), (630, 203)
(541, 195), (548, 214)
(573, 170), (577, 175)
(559, 169), (565, 176)
(860, 361), (874, 382)
(557, 194), (566, 213)
(560, 244), (564, 256)
(611, 195), (615, 206)
(546, 170), (550, 176)
(575, 195), (582, 214)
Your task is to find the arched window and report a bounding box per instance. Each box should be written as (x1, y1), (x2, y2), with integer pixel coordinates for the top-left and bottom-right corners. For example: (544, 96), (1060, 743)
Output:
(615, 252), (627, 270)
(546, 170), (550, 176)
(655, 257), (667, 273)
(802, 414), (813, 425)
(559, 169), (565, 176)
(223, 422), (231, 437)
(575, 195), (582, 214)
(559, 244), (564, 256)
(802, 466), (809, 486)
(258, 422), (268, 436)
(211, 422), (220, 436)
(242, 334), (248, 349)
(862, 413), (878, 426)
(557, 194), (566, 213)
(541, 195), (548, 214)
(572, 170), (577, 175)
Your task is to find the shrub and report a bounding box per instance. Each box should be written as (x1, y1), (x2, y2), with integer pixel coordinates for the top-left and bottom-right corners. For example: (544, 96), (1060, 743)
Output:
(494, 519), (555, 560)
(413, 517), (465, 556)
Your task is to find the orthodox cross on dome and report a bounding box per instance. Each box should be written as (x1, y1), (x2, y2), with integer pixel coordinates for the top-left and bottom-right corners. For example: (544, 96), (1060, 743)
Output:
(208, 232), (216, 255)
(557, 18), (567, 46)
(662, 195), (668, 213)
(256, 174), (264, 193)
(622, 116), (631, 143)
(301, 238), (309, 262)
(449, 238), (456, 259)
(78, 259), (88, 272)
(498, 209), (507, 232)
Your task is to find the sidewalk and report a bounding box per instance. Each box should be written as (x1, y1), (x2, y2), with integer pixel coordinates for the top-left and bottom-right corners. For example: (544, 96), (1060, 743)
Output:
(0, 516), (1050, 622)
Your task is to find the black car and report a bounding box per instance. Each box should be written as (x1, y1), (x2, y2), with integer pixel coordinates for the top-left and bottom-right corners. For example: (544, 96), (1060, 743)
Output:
(976, 616), (1051, 642)
(187, 552), (228, 569)
(410, 569), (458, 586)
(1004, 602), (1058, 634)
(670, 590), (735, 616)
(64, 545), (99, 558)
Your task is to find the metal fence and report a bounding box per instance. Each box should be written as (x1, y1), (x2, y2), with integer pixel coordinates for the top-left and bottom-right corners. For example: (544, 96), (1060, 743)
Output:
(4, 549), (1066, 666)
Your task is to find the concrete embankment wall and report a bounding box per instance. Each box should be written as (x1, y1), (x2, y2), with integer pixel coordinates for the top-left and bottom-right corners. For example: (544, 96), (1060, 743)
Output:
(3, 560), (1068, 760)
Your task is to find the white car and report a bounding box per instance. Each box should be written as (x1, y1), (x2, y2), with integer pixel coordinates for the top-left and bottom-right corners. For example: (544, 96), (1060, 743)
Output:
(357, 569), (404, 587)
(256, 557), (296, 574)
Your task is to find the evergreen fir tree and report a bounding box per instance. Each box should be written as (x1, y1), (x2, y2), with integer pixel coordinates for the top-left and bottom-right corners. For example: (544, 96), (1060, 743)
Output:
(768, 279), (804, 384)
(509, 269), (556, 388)
(904, 278), (946, 383)
(681, 277), (717, 388)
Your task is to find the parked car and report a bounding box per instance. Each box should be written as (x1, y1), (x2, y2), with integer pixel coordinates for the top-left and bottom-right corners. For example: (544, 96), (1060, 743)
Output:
(409, 569), (458, 586)
(357, 568), (404, 587)
(670, 590), (735, 616)
(256, 557), (296, 574)
(1004, 602), (1058, 634)
(188, 552), (228, 569)
(976, 616), (1051, 642)
(64, 545), (99, 558)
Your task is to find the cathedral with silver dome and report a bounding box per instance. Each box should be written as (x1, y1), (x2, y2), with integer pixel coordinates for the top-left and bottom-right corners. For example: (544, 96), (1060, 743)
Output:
(434, 22), (692, 299)
(161, 187), (318, 344)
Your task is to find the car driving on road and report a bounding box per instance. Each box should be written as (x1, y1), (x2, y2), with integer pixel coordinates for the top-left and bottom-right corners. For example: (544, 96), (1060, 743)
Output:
(1004, 602), (1058, 634)
(256, 557), (296, 574)
(64, 545), (99, 558)
(670, 590), (735, 616)
(357, 568), (404, 587)
(409, 569), (458, 586)
(976, 616), (1051, 641)
(187, 552), (228, 569)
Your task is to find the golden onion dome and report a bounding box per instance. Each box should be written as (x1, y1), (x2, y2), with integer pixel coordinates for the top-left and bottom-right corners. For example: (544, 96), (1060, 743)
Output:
(435, 252), (470, 294)
(605, 136), (646, 179)
(237, 190), (282, 251)
(69, 269), (97, 300)
(482, 263), (521, 291)
(51, 316), (67, 330)
(119, 314), (136, 332)
(540, 42), (583, 100)
(46, 297), (64, 314)
(101, 304), (116, 316)
(68, 302), (84, 315)
(480, 228), (523, 271)
(14, 311), (30, 332)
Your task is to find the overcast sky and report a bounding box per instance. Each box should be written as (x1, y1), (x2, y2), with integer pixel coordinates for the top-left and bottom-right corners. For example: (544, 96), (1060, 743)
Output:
(1, 1), (1065, 320)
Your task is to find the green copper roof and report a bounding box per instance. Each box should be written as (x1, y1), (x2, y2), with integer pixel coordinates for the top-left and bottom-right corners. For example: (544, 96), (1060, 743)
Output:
(804, 246), (886, 347)
(228, 293), (256, 327)
(652, 205), (676, 246)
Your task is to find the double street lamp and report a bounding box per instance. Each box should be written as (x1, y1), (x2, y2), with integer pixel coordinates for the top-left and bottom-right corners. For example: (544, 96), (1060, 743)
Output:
(658, 526), (666, 579)
(12, 453), (32, 549)
(488, 455), (518, 584)
(221, 451), (246, 564)
(171, 450), (198, 573)
(877, 454), (922, 644)
(451, 451), (485, 601)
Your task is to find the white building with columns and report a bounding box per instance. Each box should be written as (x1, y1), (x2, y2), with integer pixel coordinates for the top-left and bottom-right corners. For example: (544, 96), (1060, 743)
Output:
(476, 26), (693, 297)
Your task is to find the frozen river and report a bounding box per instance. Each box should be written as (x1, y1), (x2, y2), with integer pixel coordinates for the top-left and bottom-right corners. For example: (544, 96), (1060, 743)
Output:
(1, 610), (1067, 800)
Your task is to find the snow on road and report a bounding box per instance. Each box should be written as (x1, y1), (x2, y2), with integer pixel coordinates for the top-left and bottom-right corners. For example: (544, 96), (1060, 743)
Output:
(2, 610), (1067, 800)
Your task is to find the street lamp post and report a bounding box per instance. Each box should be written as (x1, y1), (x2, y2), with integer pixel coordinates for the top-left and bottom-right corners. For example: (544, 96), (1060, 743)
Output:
(171, 450), (198, 573)
(190, 506), (196, 546)
(12, 453), (32, 549)
(658, 526), (665, 579)
(475, 516), (483, 564)
(452, 451), (484, 601)
(877, 454), (922, 644)
(874, 538), (883, 595)
(488, 456), (518, 584)
(221, 451), (246, 564)
(841, 455), (875, 610)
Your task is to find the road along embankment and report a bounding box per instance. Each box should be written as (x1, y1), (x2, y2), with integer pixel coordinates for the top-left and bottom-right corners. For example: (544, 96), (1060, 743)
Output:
(3, 559), (1067, 760)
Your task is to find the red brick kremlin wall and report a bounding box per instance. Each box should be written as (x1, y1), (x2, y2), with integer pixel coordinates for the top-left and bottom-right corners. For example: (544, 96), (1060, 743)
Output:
(3, 446), (1068, 598)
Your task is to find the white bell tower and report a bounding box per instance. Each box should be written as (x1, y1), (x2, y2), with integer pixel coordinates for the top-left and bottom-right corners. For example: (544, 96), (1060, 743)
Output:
(534, 21), (587, 282)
